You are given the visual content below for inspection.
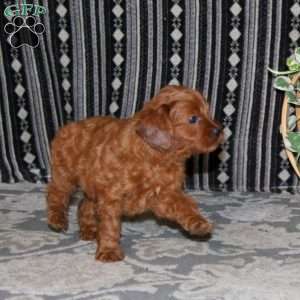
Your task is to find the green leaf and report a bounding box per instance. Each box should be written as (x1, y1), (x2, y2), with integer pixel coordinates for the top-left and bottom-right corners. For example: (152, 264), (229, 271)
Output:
(288, 115), (297, 131)
(285, 91), (300, 105)
(295, 48), (300, 63)
(287, 99), (300, 105)
(287, 56), (300, 72)
(274, 76), (294, 91)
(287, 132), (300, 153)
(283, 136), (296, 152)
(286, 90), (297, 103)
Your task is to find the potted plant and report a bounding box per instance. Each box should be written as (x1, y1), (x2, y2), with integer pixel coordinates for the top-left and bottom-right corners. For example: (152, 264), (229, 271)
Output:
(269, 47), (300, 177)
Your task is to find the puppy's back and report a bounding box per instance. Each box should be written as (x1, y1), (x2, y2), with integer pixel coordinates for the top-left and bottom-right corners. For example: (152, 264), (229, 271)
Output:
(50, 116), (120, 176)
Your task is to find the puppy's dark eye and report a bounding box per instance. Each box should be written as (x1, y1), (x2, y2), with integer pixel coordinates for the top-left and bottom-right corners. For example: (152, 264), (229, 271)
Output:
(188, 116), (201, 124)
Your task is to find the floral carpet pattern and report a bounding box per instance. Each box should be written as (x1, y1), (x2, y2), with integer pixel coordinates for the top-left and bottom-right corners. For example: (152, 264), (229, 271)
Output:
(0, 183), (300, 300)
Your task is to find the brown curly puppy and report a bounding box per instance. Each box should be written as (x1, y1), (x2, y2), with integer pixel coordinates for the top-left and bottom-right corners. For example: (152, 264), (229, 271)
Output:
(47, 85), (223, 262)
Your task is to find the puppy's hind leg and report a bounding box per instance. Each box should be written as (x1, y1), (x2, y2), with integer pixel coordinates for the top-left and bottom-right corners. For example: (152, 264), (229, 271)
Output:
(94, 196), (124, 262)
(78, 198), (97, 241)
(47, 169), (75, 232)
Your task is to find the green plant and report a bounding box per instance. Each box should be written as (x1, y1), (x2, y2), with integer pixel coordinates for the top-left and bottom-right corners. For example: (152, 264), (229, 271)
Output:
(269, 47), (300, 166)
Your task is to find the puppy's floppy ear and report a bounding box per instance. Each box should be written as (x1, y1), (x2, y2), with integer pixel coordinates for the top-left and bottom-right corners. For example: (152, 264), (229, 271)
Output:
(136, 105), (172, 151)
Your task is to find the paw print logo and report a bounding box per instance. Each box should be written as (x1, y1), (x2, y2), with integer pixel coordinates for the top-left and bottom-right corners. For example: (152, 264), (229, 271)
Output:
(4, 16), (45, 48)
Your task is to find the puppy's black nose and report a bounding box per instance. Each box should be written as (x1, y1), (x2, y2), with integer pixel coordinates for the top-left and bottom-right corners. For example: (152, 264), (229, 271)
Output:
(211, 127), (221, 136)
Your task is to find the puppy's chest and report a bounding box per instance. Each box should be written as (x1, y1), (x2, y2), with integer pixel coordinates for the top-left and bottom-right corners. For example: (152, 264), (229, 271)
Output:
(121, 164), (182, 216)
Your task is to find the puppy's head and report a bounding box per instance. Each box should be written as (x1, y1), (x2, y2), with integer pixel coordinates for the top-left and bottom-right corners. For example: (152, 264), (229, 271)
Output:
(136, 85), (223, 156)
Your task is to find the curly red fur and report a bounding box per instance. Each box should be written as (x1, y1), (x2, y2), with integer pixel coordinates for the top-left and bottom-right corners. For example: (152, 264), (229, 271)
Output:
(47, 85), (223, 262)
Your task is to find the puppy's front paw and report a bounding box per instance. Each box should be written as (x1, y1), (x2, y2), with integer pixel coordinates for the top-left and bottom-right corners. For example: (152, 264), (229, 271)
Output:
(95, 247), (125, 262)
(48, 213), (68, 232)
(188, 216), (214, 237)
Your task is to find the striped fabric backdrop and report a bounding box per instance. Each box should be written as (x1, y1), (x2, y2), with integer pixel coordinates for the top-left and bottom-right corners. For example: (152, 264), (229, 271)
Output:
(0, 0), (299, 192)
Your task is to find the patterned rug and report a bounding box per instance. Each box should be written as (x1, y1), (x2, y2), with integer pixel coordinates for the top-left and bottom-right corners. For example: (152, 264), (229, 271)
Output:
(0, 183), (300, 300)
